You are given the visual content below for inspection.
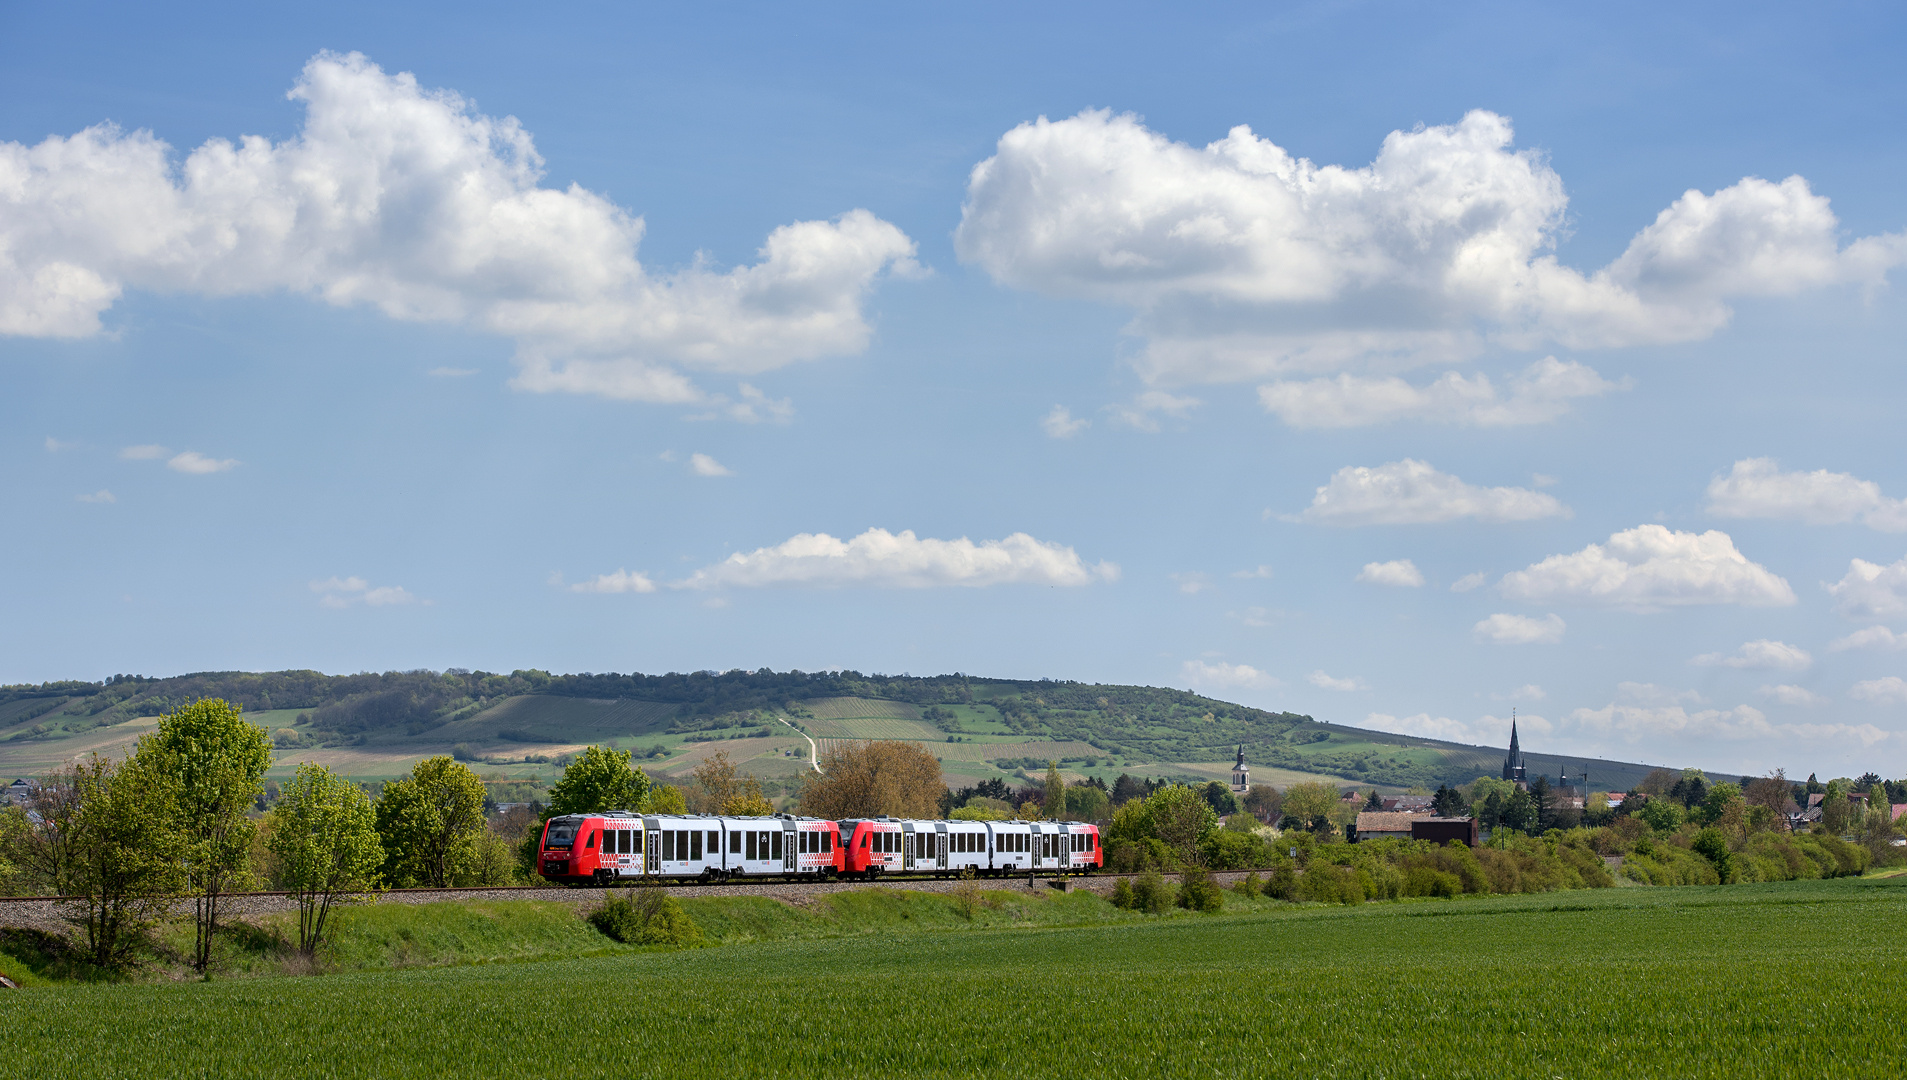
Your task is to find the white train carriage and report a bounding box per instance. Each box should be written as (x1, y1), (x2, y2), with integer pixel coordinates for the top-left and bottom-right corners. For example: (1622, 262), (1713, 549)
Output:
(987, 820), (1097, 875)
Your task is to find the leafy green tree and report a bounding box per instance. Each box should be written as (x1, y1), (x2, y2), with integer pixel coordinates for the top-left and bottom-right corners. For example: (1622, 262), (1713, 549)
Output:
(1363, 789), (1382, 811)
(268, 763), (383, 954)
(1475, 791), (1502, 830)
(1500, 787), (1536, 833)
(1430, 784), (1468, 817)
(1242, 784), (1281, 823)
(0, 803), (27, 893)
(1701, 783), (1743, 826)
(1144, 784), (1219, 865)
(1637, 795), (1685, 834)
(1691, 827), (1733, 881)
(548, 745), (654, 817)
(1279, 782), (1338, 825)
(375, 756), (487, 887)
(1200, 781), (1239, 815)
(1528, 776), (1554, 831)
(4, 765), (85, 896)
(67, 753), (185, 968)
(137, 697), (272, 973)
(1065, 783), (1109, 823)
(1043, 762), (1065, 819)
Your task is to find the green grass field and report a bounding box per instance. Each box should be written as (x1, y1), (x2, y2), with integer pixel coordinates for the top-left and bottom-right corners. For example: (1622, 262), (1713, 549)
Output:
(4, 878), (1904, 1076)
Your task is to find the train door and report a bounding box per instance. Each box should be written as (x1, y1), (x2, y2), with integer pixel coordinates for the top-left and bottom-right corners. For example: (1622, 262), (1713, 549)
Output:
(782, 826), (796, 872)
(902, 825), (914, 871)
(936, 826), (947, 870)
(645, 827), (658, 873)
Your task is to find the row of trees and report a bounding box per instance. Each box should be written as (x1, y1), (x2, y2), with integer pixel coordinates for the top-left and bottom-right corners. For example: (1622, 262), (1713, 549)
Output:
(1096, 776), (1877, 900)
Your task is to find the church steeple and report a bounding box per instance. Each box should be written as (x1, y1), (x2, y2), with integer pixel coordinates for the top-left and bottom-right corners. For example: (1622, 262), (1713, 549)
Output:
(1501, 710), (1525, 784)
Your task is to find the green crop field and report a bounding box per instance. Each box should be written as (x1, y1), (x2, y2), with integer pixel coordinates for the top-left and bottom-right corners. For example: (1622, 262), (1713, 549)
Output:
(5, 878), (1904, 1077)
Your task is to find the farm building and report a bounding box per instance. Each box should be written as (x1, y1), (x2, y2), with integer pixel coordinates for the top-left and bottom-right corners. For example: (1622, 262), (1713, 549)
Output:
(1353, 812), (1424, 841)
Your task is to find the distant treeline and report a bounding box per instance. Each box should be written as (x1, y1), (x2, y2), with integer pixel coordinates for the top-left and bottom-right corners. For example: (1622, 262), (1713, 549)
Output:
(3, 667), (1535, 788)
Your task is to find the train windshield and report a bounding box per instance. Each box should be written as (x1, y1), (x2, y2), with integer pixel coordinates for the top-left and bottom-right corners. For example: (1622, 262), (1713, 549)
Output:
(544, 821), (577, 848)
(836, 821), (859, 843)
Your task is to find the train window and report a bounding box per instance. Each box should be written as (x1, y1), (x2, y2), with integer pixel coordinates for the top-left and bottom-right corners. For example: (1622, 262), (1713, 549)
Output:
(691, 831), (702, 860)
(860, 833), (870, 850)
(620, 830), (631, 854)
(663, 831), (675, 861)
(746, 831), (757, 861)
(586, 831), (597, 849)
(772, 831), (783, 859)
(544, 821), (576, 848)
(823, 831), (833, 853)
(709, 831), (719, 852)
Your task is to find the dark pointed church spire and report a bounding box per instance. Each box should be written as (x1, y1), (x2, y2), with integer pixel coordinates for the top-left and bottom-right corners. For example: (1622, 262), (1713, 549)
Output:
(1502, 709), (1525, 783)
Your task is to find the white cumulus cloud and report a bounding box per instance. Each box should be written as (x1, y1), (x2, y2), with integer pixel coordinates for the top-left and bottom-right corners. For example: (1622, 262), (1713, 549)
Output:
(1292, 459), (1568, 526)
(1827, 555), (1907, 620)
(1307, 670), (1366, 692)
(310, 576), (417, 608)
(955, 108), (1905, 384)
(1690, 639), (1812, 671)
(1499, 525), (1794, 610)
(1829, 626), (1905, 652)
(1705, 458), (1907, 531)
(1041, 406), (1088, 438)
(675, 528), (1117, 590)
(1451, 572), (1489, 593)
(1105, 390), (1200, 432)
(1182, 660), (1280, 691)
(565, 569), (657, 595)
(1170, 572), (1210, 594)
(167, 450), (238, 474)
(1355, 711), (1545, 746)
(689, 453), (733, 477)
(1759, 684), (1825, 707)
(1617, 682), (1706, 707)
(0, 52), (918, 406)
(1850, 677), (1907, 704)
(1473, 612), (1566, 644)
(1258, 357), (1626, 428)
(1356, 559), (1424, 587)
(1568, 696), (1887, 748)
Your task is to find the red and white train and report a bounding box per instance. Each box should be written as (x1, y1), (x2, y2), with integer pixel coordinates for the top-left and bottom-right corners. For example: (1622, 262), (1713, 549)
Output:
(537, 812), (1102, 885)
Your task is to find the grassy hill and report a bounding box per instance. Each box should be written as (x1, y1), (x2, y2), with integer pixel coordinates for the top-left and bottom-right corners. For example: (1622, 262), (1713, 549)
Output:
(0, 668), (1683, 799)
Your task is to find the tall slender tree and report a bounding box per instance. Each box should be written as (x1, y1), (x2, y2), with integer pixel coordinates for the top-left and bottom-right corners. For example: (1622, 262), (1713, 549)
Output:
(66, 753), (184, 968)
(375, 756), (488, 887)
(138, 698), (272, 974)
(269, 763), (384, 955)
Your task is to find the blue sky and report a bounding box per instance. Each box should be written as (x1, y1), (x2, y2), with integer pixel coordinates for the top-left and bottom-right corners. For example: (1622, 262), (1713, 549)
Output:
(5, 1), (1906, 777)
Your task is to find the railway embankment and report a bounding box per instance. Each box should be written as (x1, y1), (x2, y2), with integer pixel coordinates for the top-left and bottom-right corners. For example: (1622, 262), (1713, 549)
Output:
(0, 870), (1270, 937)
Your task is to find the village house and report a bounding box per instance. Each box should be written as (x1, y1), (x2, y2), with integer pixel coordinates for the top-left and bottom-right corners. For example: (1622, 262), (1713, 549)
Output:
(1353, 811), (1424, 841)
